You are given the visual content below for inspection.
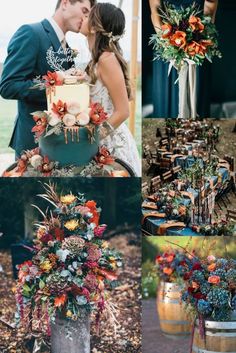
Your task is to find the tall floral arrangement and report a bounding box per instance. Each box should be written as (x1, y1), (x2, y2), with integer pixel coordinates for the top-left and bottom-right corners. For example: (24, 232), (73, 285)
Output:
(15, 183), (122, 334)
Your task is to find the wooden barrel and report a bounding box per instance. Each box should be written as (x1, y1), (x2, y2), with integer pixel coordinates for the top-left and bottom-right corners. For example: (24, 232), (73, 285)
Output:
(157, 282), (191, 338)
(192, 320), (236, 353)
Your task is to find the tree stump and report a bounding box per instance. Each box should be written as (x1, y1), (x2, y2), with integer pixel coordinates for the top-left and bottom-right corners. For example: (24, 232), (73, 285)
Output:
(51, 312), (90, 353)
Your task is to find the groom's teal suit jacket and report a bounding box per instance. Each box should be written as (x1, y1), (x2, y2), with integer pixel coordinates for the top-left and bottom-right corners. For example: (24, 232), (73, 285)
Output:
(0, 19), (73, 156)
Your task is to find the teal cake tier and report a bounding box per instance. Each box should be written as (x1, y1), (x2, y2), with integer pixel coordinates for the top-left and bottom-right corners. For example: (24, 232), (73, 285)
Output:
(39, 127), (99, 167)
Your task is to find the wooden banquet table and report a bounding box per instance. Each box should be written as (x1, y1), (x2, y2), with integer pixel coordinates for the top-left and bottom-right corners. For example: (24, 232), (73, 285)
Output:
(142, 165), (230, 236)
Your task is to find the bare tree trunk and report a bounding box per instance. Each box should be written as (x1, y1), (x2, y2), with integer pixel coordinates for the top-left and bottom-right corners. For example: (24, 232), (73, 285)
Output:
(104, 182), (117, 228)
(24, 199), (35, 240)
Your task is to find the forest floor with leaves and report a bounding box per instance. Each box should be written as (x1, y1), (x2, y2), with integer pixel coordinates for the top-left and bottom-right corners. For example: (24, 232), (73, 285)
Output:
(0, 234), (141, 353)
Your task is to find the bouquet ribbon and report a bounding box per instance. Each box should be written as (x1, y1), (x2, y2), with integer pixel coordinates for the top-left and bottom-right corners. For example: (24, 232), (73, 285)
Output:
(169, 59), (197, 120)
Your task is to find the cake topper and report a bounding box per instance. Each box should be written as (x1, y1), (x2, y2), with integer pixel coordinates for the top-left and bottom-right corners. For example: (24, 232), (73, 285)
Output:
(46, 46), (76, 71)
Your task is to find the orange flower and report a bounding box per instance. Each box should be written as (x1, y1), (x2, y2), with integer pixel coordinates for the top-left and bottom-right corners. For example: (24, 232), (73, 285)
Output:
(31, 115), (48, 138)
(89, 103), (108, 125)
(185, 41), (206, 57)
(200, 39), (213, 47)
(155, 255), (163, 264)
(85, 200), (100, 226)
(43, 71), (63, 87)
(170, 31), (186, 49)
(16, 158), (28, 175)
(54, 294), (67, 307)
(98, 268), (118, 281)
(95, 147), (115, 166)
(166, 255), (174, 263)
(161, 23), (172, 38)
(208, 263), (216, 272)
(208, 275), (220, 284)
(163, 267), (173, 275)
(52, 100), (67, 117)
(189, 16), (204, 32)
(85, 200), (97, 210)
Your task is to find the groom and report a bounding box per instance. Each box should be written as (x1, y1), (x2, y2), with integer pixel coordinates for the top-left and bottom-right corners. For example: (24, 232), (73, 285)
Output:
(0, 0), (95, 157)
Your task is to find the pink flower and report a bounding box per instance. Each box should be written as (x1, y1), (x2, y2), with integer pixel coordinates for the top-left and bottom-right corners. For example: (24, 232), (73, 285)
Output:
(94, 225), (107, 237)
(84, 273), (98, 290)
(207, 255), (216, 263)
(87, 244), (102, 262)
(76, 205), (91, 216)
(84, 261), (98, 268)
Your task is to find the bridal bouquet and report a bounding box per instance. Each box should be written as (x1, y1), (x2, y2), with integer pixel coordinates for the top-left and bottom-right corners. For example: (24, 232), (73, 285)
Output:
(155, 250), (197, 283)
(15, 184), (123, 334)
(150, 2), (221, 69)
(182, 256), (236, 321)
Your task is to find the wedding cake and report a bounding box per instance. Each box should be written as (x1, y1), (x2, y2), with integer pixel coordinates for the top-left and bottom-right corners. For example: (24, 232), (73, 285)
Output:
(37, 74), (99, 167)
(3, 71), (132, 177)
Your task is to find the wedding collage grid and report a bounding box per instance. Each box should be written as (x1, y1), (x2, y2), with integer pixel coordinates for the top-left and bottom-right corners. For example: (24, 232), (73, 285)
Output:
(0, 1), (236, 353)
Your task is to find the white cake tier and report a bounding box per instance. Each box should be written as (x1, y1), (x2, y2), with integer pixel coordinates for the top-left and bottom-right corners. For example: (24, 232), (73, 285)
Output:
(47, 83), (90, 112)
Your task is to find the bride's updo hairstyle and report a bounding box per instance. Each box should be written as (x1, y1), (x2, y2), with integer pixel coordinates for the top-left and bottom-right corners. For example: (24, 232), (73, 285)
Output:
(87, 3), (131, 99)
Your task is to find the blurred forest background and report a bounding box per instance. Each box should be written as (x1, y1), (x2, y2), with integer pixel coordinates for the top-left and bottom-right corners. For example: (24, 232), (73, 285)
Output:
(0, 178), (141, 249)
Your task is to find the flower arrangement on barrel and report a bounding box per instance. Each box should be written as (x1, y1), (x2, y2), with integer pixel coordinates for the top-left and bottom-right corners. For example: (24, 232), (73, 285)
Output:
(155, 249), (199, 338)
(181, 254), (236, 352)
(150, 2), (221, 119)
(15, 183), (123, 345)
(182, 255), (236, 322)
(153, 241), (236, 351)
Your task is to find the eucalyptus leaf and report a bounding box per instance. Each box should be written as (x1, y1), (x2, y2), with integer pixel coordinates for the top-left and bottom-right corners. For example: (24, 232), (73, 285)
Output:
(61, 270), (72, 277)
(39, 280), (45, 289)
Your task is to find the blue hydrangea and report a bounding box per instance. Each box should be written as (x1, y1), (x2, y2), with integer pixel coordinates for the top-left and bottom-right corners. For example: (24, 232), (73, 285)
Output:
(181, 291), (189, 302)
(200, 283), (211, 295)
(232, 295), (236, 310)
(197, 299), (213, 315)
(211, 269), (226, 281)
(191, 270), (205, 284)
(226, 269), (236, 284)
(212, 307), (231, 321)
(207, 288), (230, 308)
(176, 265), (185, 276)
(216, 258), (229, 269)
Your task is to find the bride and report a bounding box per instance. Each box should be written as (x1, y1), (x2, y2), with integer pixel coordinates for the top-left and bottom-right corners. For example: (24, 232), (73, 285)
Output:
(79, 2), (141, 176)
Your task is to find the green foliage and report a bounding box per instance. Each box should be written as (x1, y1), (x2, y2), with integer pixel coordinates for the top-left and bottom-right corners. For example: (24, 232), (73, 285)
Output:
(142, 259), (158, 298)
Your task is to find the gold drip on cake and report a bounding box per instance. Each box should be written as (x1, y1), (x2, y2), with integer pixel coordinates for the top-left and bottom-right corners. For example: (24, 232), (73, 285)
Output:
(64, 127), (80, 144)
(86, 125), (96, 144)
(46, 86), (57, 104)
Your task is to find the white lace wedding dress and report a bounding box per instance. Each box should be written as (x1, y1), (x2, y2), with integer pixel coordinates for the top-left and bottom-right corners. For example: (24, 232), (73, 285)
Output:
(90, 79), (141, 176)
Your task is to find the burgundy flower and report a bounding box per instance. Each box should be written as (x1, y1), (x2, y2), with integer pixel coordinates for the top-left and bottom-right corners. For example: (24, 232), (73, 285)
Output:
(40, 233), (54, 244)
(184, 271), (192, 280)
(192, 263), (202, 271)
(193, 292), (205, 300)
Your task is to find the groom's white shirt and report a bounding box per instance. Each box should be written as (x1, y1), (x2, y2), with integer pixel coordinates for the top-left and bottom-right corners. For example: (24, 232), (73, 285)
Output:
(47, 17), (65, 44)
